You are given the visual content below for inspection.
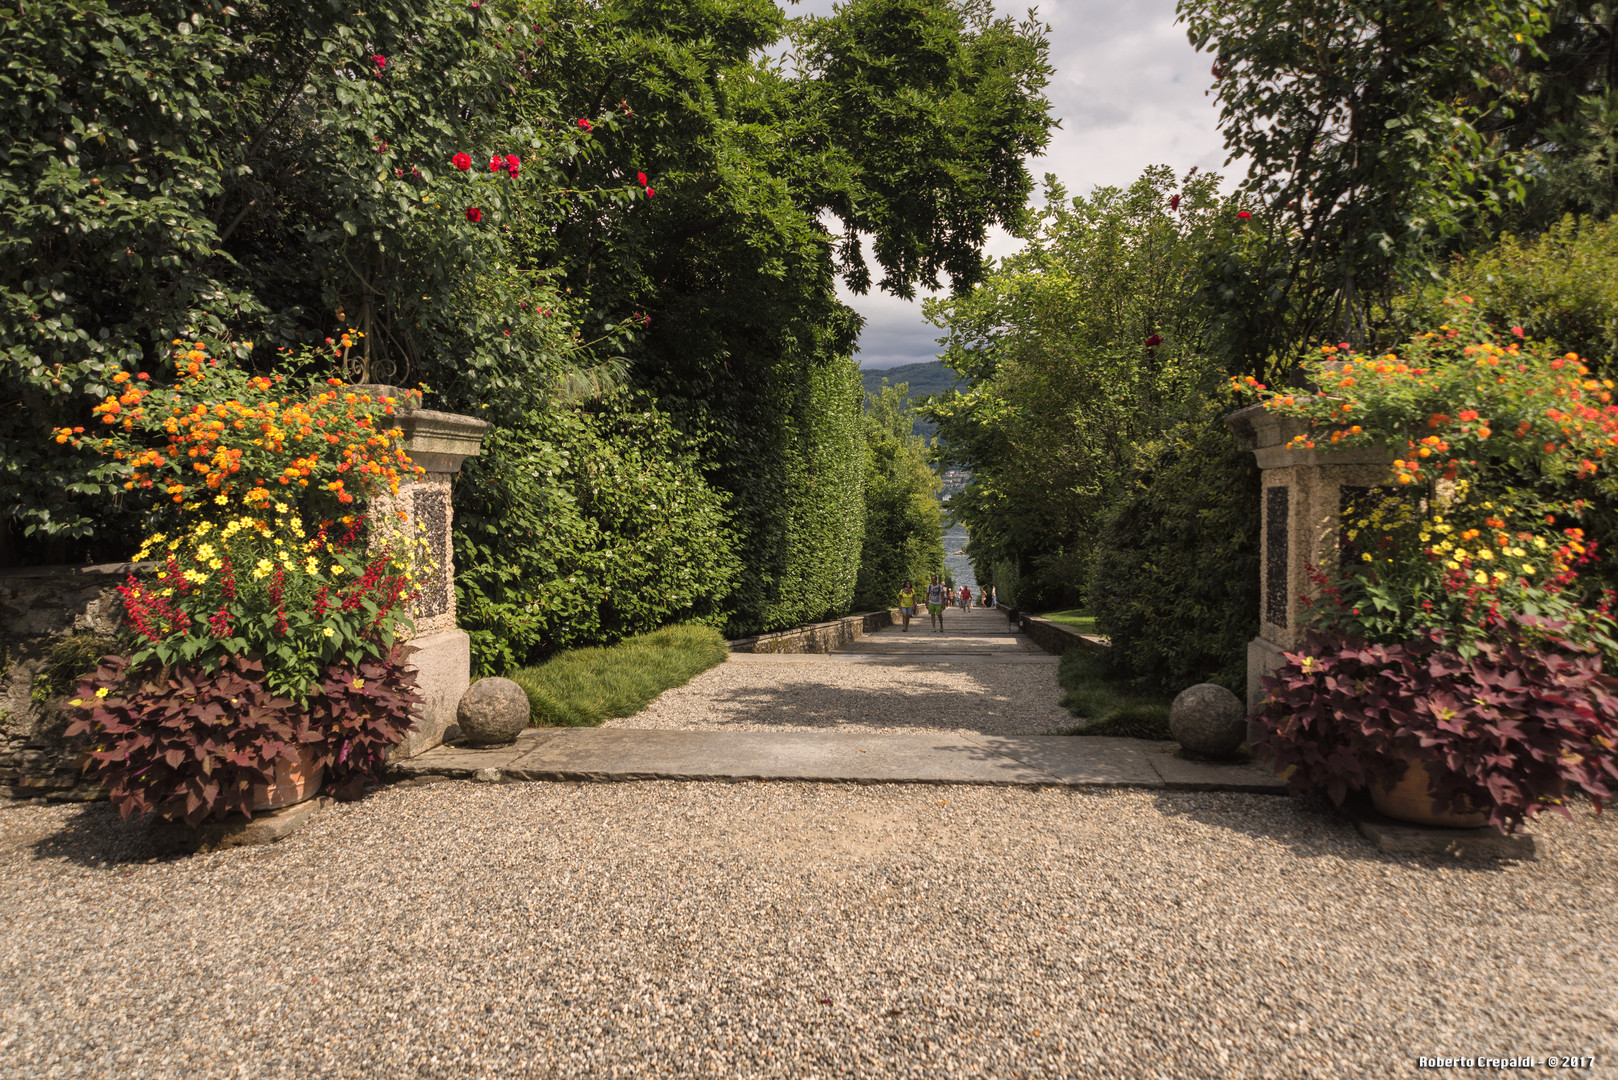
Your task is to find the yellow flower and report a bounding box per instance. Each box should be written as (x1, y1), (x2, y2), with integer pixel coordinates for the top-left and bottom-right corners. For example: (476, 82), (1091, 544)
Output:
(95, 687), (109, 698)
(1522, 564), (1536, 575)
(196, 521), (213, 537)
(323, 627), (336, 637)
(331, 564), (346, 575)
(252, 559), (275, 580)
(352, 678), (366, 690)
(1360, 552), (1373, 562)
(213, 494), (228, 506)
(305, 556), (320, 574)
(208, 558), (224, 571)
(1477, 549), (1494, 561)
(1474, 570), (1489, 584)
(196, 542), (216, 561)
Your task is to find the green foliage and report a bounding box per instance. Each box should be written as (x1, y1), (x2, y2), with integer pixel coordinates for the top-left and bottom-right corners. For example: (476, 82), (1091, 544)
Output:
(31, 633), (118, 702)
(1180, 0), (1549, 352)
(924, 166), (1232, 609)
(508, 622), (728, 727)
(0, 0), (592, 560)
(1402, 215), (1618, 368)
(454, 388), (741, 676)
(505, 0), (1052, 637)
(859, 361), (956, 438)
(65, 651), (421, 825)
(1087, 405), (1260, 695)
(853, 382), (945, 610)
(1054, 649), (1172, 739)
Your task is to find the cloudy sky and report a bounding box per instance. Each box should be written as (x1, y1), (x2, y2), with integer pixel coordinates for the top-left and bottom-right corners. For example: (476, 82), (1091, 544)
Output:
(785, 0), (1238, 368)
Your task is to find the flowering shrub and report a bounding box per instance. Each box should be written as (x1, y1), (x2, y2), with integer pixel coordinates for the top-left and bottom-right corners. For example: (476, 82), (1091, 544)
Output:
(65, 653), (421, 825)
(121, 511), (418, 701)
(55, 336), (421, 521)
(1233, 300), (1618, 655)
(1234, 303), (1618, 820)
(1253, 626), (1618, 833)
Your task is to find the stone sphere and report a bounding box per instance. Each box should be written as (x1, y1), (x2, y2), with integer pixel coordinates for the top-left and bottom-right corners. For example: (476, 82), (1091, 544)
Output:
(1169, 682), (1247, 758)
(456, 677), (531, 746)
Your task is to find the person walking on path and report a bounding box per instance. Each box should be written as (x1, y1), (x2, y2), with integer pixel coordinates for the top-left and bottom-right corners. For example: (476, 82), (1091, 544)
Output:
(960, 584), (972, 610)
(926, 576), (946, 632)
(989, 585), (998, 609)
(897, 581), (917, 632)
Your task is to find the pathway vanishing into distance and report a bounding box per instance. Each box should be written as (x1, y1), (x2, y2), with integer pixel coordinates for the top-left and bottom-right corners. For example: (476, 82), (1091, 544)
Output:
(397, 608), (1284, 792)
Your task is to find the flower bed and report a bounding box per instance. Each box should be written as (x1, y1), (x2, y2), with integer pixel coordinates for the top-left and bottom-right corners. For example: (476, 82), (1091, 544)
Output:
(60, 339), (428, 824)
(1235, 301), (1618, 831)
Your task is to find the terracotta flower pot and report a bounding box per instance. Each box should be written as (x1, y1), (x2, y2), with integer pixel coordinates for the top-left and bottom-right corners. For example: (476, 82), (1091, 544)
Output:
(1370, 751), (1487, 828)
(250, 745), (325, 811)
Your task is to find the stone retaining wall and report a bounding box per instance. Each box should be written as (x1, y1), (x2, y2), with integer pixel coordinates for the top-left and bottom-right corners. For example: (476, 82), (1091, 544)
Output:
(0, 563), (138, 801)
(728, 610), (896, 654)
(1013, 612), (1109, 657)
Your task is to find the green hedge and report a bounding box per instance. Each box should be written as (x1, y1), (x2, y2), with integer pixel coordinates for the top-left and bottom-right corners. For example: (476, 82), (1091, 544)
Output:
(1087, 404), (1259, 694)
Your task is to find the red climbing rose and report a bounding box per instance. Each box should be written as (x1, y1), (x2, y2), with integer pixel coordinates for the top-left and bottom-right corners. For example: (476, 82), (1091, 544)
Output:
(465, 207), (482, 222)
(578, 118), (593, 132)
(488, 155), (502, 173)
(1145, 334), (1162, 348)
(1237, 211), (1252, 219)
(452, 152), (472, 171)
(637, 171), (648, 186)
(505, 154), (520, 177)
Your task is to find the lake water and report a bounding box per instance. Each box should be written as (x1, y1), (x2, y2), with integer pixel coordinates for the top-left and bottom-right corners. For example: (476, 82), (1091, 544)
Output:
(943, 524), (979, 593)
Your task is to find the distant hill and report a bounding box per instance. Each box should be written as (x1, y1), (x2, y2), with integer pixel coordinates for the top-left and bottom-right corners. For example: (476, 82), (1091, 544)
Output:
(860, 361), (960, 439)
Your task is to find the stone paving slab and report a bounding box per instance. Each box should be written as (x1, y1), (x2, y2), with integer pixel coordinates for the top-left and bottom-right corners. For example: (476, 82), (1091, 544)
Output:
(390, 728), (1290, 793)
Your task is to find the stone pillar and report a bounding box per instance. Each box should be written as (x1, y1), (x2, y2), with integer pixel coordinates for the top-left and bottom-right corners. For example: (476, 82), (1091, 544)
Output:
(356, 387), (490, 759)
(1226, 403), (1395, 710)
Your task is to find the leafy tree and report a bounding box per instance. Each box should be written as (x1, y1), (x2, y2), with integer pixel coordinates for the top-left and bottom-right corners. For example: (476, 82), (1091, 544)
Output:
(922, 166), (1231, 608)
(1180, 0), (1549, 362)
(853, 382), (944, 609)
(0, 0), (601, 563)
(500, 0), (1056, 634)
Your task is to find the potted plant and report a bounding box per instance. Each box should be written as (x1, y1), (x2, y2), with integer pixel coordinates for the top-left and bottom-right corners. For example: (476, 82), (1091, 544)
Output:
(60, 337), (427, 826)
(1235, 302), (1618, 832)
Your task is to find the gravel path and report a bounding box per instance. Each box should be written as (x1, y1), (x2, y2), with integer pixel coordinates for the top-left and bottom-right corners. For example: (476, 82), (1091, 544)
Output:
(3, 780), (1615, 1079)
(609, 609), (1076, 736)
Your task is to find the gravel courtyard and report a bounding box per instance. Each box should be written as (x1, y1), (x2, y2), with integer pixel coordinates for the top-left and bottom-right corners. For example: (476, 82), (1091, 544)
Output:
(3, 779), (1615, 1080)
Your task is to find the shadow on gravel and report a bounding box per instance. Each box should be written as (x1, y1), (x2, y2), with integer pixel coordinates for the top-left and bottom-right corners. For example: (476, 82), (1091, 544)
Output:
(1145, 788), (1520, 872)
(662, 675), (1064, 736)
(24, 802), (160, 867)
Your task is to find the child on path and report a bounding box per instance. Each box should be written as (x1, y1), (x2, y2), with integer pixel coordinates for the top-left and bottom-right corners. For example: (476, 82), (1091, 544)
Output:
(926, 576), (946, 631)
(897, 581), (916, 632)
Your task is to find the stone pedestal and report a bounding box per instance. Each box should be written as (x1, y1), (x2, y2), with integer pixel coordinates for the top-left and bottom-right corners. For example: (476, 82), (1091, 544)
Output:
(356, 387), (490, 760)
(1227, 404), (1396, 710)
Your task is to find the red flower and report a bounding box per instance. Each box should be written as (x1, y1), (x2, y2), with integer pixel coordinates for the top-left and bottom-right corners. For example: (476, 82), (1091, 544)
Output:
(372, 54), (386, 70)
(645, 187), (654, 198)
(578, 118), (593, 132)
(488, 155), (502, 173)
(1511, 326), (1525, 337)
(505, 154), (520, 177)
(452, 152), (472, 171)
(1168, 194), (1181, 211)
(1236, 210), (1251, 219)
(637, 171), (648, 186)
(465, 207), (482, 222)
(1144, 334), (1162, 348)
(1458, 409), (1479, 422)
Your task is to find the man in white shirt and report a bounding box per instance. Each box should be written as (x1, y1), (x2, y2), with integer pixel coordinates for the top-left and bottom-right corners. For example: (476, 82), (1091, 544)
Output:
(926, 576), (946, 632)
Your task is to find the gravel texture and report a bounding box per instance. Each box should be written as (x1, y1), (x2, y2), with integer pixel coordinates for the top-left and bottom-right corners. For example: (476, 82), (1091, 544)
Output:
(611, 657), (1073, 736)
(609, 612), (1073, 736)
(3, 780), (1615, 1079)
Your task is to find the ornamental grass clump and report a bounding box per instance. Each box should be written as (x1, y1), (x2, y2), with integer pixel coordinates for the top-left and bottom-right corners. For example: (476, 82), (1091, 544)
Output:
(1234, 300), (1618, 830)
(61, 338), (428, 823)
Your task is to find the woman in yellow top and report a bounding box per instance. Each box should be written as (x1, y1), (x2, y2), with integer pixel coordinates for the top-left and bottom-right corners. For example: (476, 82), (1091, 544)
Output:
(897, 581), (917, 632)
